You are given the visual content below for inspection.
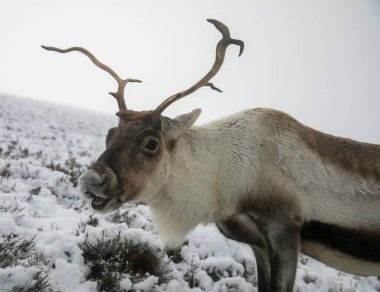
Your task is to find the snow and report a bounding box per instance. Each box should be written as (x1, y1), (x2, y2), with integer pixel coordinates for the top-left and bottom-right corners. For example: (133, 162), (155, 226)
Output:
(0, 93), (379, 291)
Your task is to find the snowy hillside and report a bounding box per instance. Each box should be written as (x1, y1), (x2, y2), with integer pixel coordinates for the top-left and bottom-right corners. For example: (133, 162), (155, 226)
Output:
(0, 94), (379, 291)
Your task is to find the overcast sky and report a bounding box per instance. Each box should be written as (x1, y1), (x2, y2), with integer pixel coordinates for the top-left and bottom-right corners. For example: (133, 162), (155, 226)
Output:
(1, 0), (379, 143)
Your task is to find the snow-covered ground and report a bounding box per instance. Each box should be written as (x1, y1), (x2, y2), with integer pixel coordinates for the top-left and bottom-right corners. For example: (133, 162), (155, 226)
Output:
(0, 94), (379, 291)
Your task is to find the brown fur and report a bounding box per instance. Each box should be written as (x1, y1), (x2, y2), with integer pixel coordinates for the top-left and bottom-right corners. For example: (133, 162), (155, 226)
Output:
(260, 109), (380, 180)
(95, 118), (164, 201)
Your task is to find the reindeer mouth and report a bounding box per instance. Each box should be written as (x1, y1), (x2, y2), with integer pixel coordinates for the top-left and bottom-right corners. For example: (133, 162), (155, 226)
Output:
(80, 170), (123, 212)
(91, 195), (112, 210)
(86, 191), (124, 211)
(85, 191), (113, 210)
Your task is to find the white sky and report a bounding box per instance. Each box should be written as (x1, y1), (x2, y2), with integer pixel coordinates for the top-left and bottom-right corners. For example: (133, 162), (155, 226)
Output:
(1, 0), (379, 143)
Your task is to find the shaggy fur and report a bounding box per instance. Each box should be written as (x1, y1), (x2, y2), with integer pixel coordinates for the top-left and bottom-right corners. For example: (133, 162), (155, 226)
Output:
(79, 107), (380, 292)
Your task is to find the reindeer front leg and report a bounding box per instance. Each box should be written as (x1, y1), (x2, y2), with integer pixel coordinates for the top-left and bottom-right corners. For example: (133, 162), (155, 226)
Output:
(264, 220), (300, 292)
(217, 214), (271, 291)
(217, 213), (300, 292)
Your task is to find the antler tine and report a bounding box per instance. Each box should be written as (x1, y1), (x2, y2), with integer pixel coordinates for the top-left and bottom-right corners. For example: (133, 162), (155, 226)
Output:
(41, 45), (142, 112)
(153, 19), (244, 116)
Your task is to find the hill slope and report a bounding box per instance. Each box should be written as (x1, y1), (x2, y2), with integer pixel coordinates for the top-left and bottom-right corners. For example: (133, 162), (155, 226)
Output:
(0, 94), (379, 291)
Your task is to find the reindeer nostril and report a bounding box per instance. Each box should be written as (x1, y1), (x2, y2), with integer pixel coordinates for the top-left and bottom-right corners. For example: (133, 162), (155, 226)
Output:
(85, 191), (95, 198)
(92, 177), (108, 188)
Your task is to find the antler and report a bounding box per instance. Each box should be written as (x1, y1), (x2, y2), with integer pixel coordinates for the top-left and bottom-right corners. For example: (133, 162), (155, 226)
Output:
(42, 19), (243, 122)
(41, 45), (141, 113)
(152, 19), (244, 116)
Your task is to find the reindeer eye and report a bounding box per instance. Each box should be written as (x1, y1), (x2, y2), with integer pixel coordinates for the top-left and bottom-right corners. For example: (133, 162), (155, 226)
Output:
(143, 137), (159, 154)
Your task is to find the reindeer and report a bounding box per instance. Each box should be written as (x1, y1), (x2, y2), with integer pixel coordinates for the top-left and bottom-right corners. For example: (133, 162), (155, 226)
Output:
(42, 19), (380, 292)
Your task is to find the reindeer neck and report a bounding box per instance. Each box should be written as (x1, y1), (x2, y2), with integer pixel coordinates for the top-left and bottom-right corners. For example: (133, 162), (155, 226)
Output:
(147, 123), (234, 246)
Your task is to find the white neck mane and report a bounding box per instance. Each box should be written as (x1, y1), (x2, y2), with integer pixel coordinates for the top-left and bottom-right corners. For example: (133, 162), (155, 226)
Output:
(147, 111), (262, 246)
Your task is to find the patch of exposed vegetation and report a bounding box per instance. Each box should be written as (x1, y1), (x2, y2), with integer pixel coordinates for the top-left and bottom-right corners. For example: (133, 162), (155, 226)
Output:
(81, 232), (171, 291)
(9, 270), (52, 292)
(166, 240), (188, 264)
(0, 233), (48, 268)
(75, 215), (99, 236)
(0, 233), (52, 291)
(44, 157), (83, 187)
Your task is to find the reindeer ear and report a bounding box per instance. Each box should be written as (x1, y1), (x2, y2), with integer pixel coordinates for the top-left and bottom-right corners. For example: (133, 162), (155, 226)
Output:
(161, 108), (201, 142)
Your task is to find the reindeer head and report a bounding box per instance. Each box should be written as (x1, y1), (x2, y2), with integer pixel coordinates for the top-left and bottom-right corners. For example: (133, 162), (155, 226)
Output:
(42, 19), (243, 213)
